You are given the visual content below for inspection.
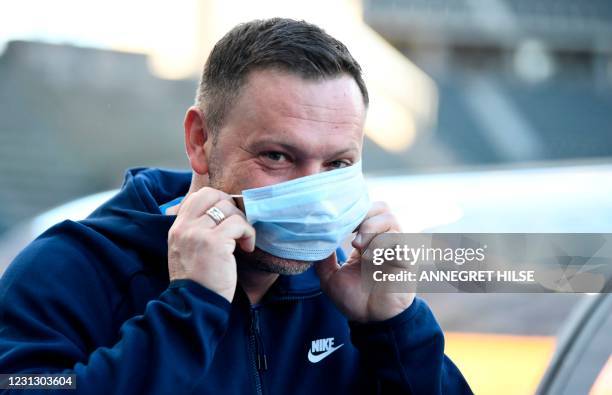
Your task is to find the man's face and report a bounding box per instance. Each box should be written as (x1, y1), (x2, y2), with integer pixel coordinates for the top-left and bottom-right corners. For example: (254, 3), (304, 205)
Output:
(206, 68), (366, 274)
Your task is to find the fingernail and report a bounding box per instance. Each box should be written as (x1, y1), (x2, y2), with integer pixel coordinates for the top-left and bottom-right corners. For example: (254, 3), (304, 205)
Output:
(354, 234), (362, 246)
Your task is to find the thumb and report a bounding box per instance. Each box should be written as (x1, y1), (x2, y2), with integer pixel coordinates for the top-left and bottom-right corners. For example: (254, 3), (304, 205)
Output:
(315, 252), (340, 284)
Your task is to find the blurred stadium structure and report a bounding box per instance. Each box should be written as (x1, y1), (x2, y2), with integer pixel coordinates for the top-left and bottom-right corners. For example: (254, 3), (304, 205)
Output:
(0, 0), (611, 234)
(363, 0), (612, 166)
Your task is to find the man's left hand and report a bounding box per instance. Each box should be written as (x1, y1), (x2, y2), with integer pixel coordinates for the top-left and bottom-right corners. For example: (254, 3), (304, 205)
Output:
(316, 202), (416, 323)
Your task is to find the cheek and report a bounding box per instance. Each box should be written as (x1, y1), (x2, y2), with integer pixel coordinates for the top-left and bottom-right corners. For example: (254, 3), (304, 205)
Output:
(223, 161), (278, 193)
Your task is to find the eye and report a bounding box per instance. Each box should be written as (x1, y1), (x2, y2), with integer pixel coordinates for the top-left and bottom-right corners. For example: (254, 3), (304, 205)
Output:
(260, 151), (290, 163)
(328, 160), (351, 169)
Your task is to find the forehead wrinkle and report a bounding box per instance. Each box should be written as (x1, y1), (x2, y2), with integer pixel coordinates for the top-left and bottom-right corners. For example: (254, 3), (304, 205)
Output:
(277, 94), (363, 123)
(280, 113), (362, 127)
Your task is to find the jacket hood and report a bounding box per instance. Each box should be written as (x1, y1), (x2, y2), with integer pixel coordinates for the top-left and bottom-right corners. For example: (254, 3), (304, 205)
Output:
(81, 167), (322, 298)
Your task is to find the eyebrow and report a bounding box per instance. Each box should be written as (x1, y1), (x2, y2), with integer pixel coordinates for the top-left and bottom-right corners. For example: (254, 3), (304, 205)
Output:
(248, 139), (359, 159)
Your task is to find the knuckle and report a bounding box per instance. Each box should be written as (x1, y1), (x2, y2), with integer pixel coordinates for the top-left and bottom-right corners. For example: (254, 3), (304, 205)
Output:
(198, 186), (216, 195)
(200, 234), (215, 249)
(382, 212), (396, 222)
(360, 223), (375, 234)
(180, 191), (197, 206)
(223, 214), (244, 227)
(221, 215), (253, 235)
(192, 187), (219, 202)
(220, 195), (238, 206)
(384, 212), (401, 227)
(169, 225), (201, 246)
(374, 201), (390, 211)
(168, 224), (183, 240)
(182, 228), (199, 243)
(217, 200), (241, 215)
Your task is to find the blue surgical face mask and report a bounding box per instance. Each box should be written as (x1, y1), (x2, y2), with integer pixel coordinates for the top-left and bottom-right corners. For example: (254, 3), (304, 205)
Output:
(241, 161), (371, 261)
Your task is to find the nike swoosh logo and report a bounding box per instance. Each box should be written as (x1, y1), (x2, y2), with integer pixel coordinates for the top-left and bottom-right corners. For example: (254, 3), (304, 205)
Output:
(307, 343), (344, 363)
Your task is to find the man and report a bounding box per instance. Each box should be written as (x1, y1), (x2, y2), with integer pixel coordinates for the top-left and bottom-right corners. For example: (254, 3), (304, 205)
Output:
(0, 18), (472, 394)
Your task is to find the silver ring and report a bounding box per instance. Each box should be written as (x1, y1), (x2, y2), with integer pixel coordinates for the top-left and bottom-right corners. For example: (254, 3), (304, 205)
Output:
(205, 206), (226, 225)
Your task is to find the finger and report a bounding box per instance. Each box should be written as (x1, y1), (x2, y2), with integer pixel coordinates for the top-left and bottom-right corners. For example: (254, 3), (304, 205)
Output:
(345, 248), (361, 265)
(194, 199), (245, 229)
(216, 215), (256, 252)
(352, 213), (399, 252)
(214, 199), (246, 220)
(178, 187), (231, 219)
(365, 201), (390, 219)
(352, 201), (390, 233)
(315, 252), (340, 285)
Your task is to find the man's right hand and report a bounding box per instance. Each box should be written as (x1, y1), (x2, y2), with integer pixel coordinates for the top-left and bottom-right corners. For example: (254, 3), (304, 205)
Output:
(167, 187), (256, 302)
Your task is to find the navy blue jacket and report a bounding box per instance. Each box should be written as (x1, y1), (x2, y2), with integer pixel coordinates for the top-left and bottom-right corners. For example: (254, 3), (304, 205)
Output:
(0, 168), (472, 394)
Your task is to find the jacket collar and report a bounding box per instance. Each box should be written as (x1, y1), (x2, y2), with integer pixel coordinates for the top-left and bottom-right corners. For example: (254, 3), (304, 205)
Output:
(84, 167), (322, 298)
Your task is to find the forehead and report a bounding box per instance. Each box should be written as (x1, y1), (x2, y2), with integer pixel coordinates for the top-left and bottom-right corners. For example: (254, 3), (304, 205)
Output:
(222, 68), (366, 156)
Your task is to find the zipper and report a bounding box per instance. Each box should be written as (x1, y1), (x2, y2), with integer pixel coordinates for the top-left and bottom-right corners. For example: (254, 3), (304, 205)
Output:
(249, 307), (266, 395)
(266, 291), (322, 303)
(251, 308), (268, 370)
(246, 289), (322, 395)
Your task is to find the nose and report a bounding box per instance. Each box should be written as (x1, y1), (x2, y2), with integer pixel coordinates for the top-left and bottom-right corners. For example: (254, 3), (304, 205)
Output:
(292, 162), (325, 180)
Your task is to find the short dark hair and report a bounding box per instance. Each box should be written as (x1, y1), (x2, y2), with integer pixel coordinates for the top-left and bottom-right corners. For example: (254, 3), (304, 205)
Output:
(195, 18), (368, 138)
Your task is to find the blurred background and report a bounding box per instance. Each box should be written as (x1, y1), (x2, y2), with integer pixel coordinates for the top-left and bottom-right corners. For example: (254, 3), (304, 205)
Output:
(1, 0), (611, 394)
(2, 0), (612, 235)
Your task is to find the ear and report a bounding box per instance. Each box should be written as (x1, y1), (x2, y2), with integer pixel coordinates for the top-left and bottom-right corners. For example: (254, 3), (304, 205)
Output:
(184, 106), (210, 175)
